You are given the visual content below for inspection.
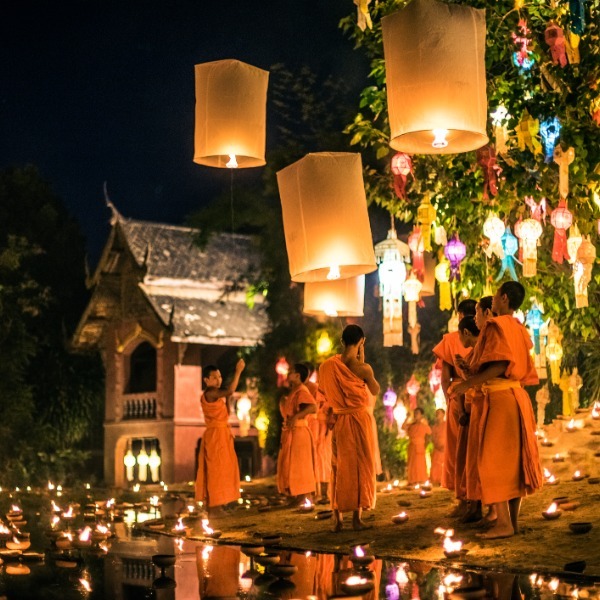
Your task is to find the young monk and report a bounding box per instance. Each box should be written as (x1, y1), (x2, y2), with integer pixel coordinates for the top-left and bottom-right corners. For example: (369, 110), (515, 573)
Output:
(195, 359), (245, 515)
(433, 299), (476, 515)
(403, 407), (431, 485)
(319, 324), (380, 532)
(277, 363), (317, 504)
(430, 408), (446, 485)
(451, 282), (543, 539)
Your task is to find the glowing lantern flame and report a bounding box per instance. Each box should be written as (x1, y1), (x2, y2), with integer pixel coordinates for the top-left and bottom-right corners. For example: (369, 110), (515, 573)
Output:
(567, 418), (576, 430)
(96, 524), (109, 535)
(302, 498), (313, 509)
(546, 502), (558, 514)
(396, 565), (409, 585)
(174, 518), (186, 532)
(346, 575), (369, 585)
(443, 536), (463, 553)
(62, 506), (74, 518)
(549, 579), (560, 591)
(80, 579), (92, 592)
(202, 545), (213, 560)
(202, 519), (215, 535)
(11, 505), (21, 513)
(327, 265), (341, 280)
(354, 546), (365, 558)
(78, 527), (91, 542)
(547, 475), (557, 484)
(226, 154), (238, 168)
(432, 129), (449, 149)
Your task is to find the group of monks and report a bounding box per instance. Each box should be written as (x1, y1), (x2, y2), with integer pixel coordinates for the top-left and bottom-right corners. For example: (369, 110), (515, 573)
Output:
(434, 282), (542, 539)
(195, 281), (542, 539)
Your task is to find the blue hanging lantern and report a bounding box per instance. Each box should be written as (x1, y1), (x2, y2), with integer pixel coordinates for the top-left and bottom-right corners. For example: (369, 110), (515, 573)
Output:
(540, 117), (562, 163)
(526, 301), (545, 355)
(569, 0), (586, 35)
(496, 226), (520, 281)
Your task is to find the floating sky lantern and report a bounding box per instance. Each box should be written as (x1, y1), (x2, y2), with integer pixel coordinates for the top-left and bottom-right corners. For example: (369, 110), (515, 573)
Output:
(275, 358), (289, 387)
(553, 146), (575, 199)
(519, 218), (543, 277)
(303, 276), (365, 318)
(550, 199), (573, 264)
(490, 105), (511, 154)
(417, 197), (437, 252)
(483, 213), (505, 259)
(382, 0), (488, 154)
(277, 153), (376, 282)
(194, 59), (268, 168)
(391, 152), (413, 200)
(434, 259), (452, 310)
(573, 236), (596, 308)
(444, 234), (467, 281)
(540, 117), (562, 163)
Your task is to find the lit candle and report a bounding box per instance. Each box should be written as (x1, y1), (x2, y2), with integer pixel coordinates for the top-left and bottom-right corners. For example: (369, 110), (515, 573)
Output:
(542, 502), (562, 520)
(553, 454), (565, 463)
(566, 419), (576, 432)
(392, 512), (409, 524)
(572, 470), (585, 482)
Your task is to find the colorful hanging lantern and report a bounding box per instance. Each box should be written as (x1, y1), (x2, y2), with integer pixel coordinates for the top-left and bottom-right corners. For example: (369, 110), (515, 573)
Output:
(434, 223), (448, 247)
(545, 23), (567, 68)
(516, 110), (542, 155)
(569, 0), (586, 35)
(444, 233), (467, 281)
(512, 19), (535, 74)
(417, 197), (437, 252)
(391, 152), (414, 200)
(526, 300), (545, 355)
(565, 31), (581, 64)
(354, 0), (373, 31)
(545, 320), (563, 385)
(519, 218), (543, 277)
(277, 153), (377, 282)
(550, 199), (573, 264)
(428, 364), (442, 393)
(236, 394), (253, 437)
(525, 196), (548, 223)
(406, 374), (421, 411)
(382, 0), (488, 154)
(591, 97), (600, 126)
(540, 117), (562, 163)
(124, 447), (136, 482)
(194, 59), (268, 168)
(383, 387), (398, 427)
(408, 227), (425, 280)
(434, 259), (452, 310)
(403, 271), (422, 329)
(490, 105), (511, 154)
(137, 445), (149, 482)
(275, 358), (289, 387)
(514, 217), (524, 263)
(375, 226), (410, 347)
(496, 225), (519, 281)
(316, 331), (333, 356)
(553, 146), (575, 199)
(567, 223), (583, 265)
(483, 213), (506, 259)
(476, 145), (501, 200)
(573, 236), (597, 308)
(393, 402), (408, 438)
(303, 276), (365, 317)
(149, 446), (161, 482)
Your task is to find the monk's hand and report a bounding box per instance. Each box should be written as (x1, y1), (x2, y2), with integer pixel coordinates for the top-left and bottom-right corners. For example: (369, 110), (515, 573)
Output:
(357, 338), (365, 363)
(450, 380), (470, 397)
(235, 358), (246, 373)
(287, 415), (297, 428)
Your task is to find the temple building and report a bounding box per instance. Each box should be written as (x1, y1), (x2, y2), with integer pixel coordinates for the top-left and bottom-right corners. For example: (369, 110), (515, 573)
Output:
(72, 204), (268, 487)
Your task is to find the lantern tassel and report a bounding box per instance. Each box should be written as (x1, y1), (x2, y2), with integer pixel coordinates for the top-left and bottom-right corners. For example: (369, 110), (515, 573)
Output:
(552, 229), (570, 264)
(439, 281), (452, 310)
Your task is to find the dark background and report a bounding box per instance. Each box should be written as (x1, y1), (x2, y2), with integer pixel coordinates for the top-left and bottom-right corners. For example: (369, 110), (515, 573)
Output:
(0, 0), (368, 262)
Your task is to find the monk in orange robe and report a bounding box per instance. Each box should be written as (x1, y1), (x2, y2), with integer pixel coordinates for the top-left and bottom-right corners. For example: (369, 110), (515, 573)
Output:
(433, 298), (476, 513)
(451, 282), (543, 539)
(277, 363), (317, 501)
(403, 407), (431, 484)
(195, 359), (245, 514)
(319, 324), (380, 532)
(430, 408), (446, 485)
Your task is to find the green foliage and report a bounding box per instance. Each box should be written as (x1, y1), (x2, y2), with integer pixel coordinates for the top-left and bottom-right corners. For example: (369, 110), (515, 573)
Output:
(342, 0), (600, 407)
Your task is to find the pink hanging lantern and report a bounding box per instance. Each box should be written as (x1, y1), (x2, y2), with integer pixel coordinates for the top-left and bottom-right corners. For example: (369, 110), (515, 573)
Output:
(444, 233), (467, 281)
(391, 152), (413, 200)
(428, 364), (442, 393)
(406, 375), (421, 411)
(383, 387), (398, 426)
(550, 199), (573, 264)
(408, 226), (425, 280)
(275, 357), (289, 387)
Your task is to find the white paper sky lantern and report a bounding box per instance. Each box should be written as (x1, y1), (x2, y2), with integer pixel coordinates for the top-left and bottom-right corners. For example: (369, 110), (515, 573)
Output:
(194, 59), (269, 168)
(277, 153), (377, 282)
(382, 0), (488, 154)
(303, 276), (365, 317)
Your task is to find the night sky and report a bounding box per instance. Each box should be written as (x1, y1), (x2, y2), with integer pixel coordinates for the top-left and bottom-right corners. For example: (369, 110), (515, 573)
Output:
(1, 0), (368, 261)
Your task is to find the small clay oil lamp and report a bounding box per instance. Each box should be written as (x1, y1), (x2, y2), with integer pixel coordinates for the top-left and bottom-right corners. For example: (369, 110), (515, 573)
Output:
(382, 483), (393, 493)
(73, 527), (92, 549)
(542, 502), (562, 520)
(391, 512), (409, 524)
(201, 519), (221, 539)
(552, 453), (565, 463)
(51, 501), (63, 516)
(61, 506), (76, 527)
(421, 480), (433, 492)
(443, 535), (465, 559)
(592, 404), (600, 420)
(541, 437), (554, 447)
(350, 545), (374, 570)
(298, 498), (314, 513)
(340, 575), (374, 595)
(546, 474), (559, 486)
(5, 564), (31, 576)
(566, 419), (577, 432)
(572, 470), (586, 482)
(0, 523), (12, 543)
(419, 489), (432, 498)
(91, 524), (109, 544)
(172, 517), (187, 535)
(5, 536), (31, 552)
(55, 533), (73, 550)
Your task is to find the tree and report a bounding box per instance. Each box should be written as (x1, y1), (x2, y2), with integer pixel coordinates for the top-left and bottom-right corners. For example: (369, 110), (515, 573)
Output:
(341, 0), (600, 407)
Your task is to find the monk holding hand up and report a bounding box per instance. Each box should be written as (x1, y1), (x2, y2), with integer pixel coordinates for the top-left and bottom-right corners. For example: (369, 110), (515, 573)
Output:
(319, 324), (380, 532)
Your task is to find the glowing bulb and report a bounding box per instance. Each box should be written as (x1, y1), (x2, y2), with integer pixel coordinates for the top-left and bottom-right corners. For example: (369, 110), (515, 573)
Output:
(226, 154), (238, 168)
(327, 264), (340, 280)
(432, 129), (449, 148)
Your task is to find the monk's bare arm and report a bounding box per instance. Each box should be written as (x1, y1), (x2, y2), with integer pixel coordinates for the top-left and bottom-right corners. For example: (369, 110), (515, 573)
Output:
(204, 359), (245, 402)
(451, 361), (509, 397)
(441, 362), (452, 397)
(287, 401), (316, 427)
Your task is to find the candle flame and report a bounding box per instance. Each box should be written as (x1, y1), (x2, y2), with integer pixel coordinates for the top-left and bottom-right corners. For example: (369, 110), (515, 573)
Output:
(226, 154), (238, 168)
(201, 518), (214, 535)
(548, 475), (556, 484)
(592, 407), (600, 418)
(573, 470), (581, 478)
(432, 129), (449, 149)
(397, 512), (407, 518)
(0, 524), (10, 534)
(79, 527), (91, 542)
(396, 565), (409, 584)
(568, 418), (575, 429)
(546, 502), (558, 514)
(443, 574), (463, 587)
(202, 544), (213, 560)
(354, 545), (365, 558)
(543, 468), (551, 478)
(174, 517), (186, 532)
(549, 578), (560, 591)
(80, 579), (92, 592)
(302, 498), (313, 508)
(11, 505), (21, 513)
(327, 264), (341, 280)
(346, 575), (368, 585)
(62, 506), (74, 518)
(443, 536), (463, 553)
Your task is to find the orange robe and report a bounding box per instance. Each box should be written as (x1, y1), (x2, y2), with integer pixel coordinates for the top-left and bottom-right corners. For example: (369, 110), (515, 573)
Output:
(367, 390), (383, 476)
(433, 331), (471, 494)
(406, 421), (431, 484)
(430, 420), (446, 485)
(196, 544), (240, 597)
(306, 380), (333, 485)
(319, 355), (376, 512)
(472, 315), (543, 504)
(195, 393), (240, 507)
(277, 383), (317, 496)
(464, 384), (484, 501)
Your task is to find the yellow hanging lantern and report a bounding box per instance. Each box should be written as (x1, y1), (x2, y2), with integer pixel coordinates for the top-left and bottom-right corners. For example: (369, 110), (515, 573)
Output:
(553, 146), (575, 199)
(194, 59), (269, 168)
(277, 153), (377, 282)
(516, 110), (543, 155)
(490, 105), (511, 154)
(403, 271), (422, 329)
(545, 320), (563, 385)
(417, 197), (437, 251)
(316, 331), (333, 356)
(254, 411), (270, 449)
(483, 213), (506, 259)
(381, 0), (488, 154)
(434, 259), (452, 310)
(573, 236), (597, 308)
(303, 276), (365, 317)
(567, 223), (582, 265)
(518, 218), (543, 277)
